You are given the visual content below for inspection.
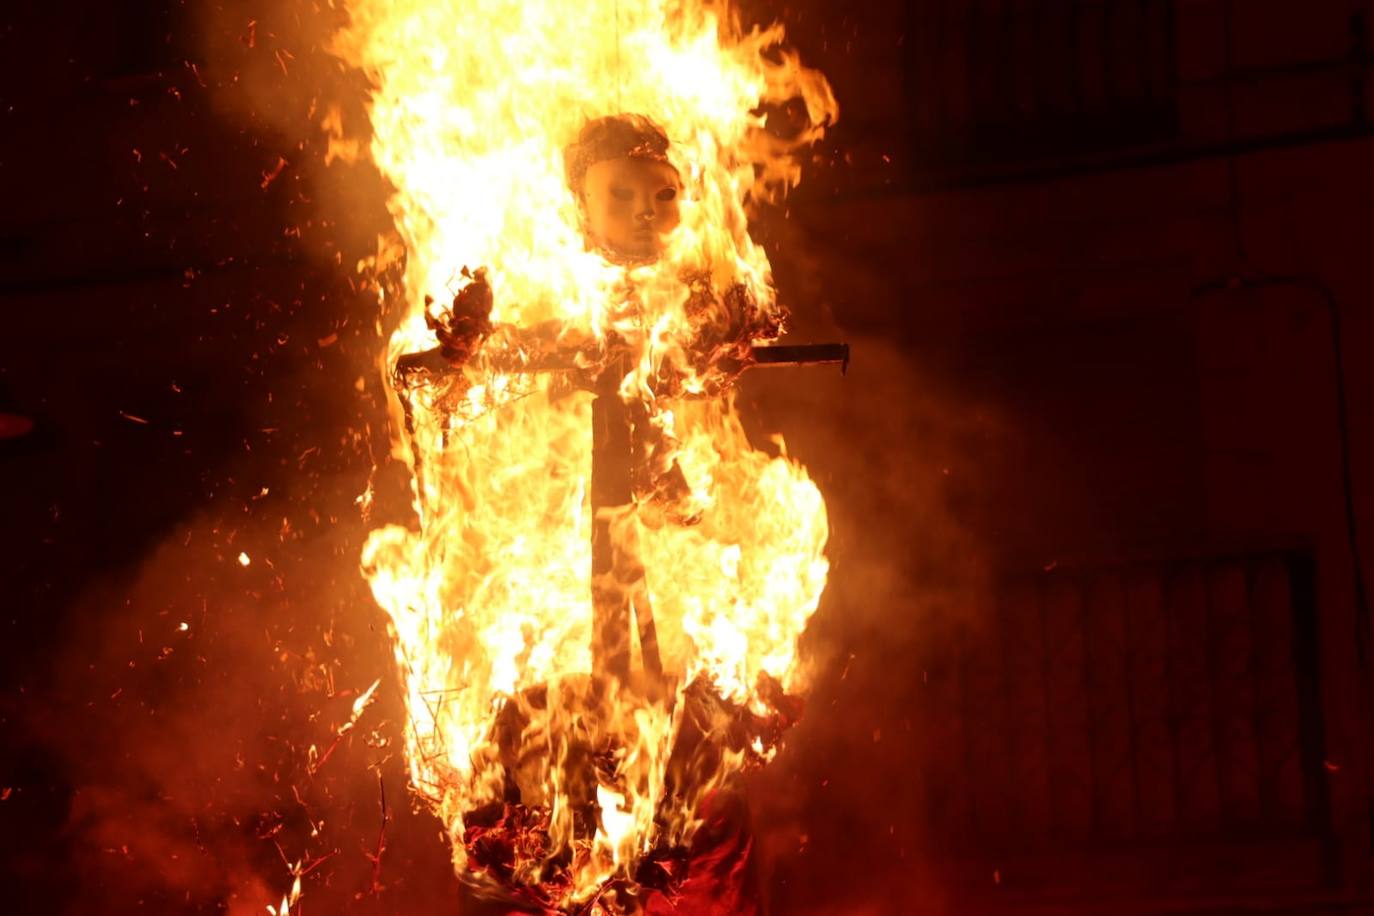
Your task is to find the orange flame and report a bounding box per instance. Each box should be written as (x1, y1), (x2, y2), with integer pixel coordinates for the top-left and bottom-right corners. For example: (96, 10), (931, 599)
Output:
(330, 0), (836, 906)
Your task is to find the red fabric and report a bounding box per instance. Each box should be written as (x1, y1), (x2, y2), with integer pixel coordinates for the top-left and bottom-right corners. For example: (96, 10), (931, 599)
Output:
(643, 790), (756, 916)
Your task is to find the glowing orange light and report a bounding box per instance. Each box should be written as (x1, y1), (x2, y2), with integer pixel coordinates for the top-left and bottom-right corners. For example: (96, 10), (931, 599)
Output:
(329, 0), (837, 905)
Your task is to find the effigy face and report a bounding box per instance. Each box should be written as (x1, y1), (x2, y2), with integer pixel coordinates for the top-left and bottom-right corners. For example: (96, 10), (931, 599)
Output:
(563, 113), (683, 264)
(580, 156), (682, 262)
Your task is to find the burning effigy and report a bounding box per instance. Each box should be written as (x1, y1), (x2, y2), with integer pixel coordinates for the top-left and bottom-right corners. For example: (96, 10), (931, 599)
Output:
(328, 1), (840, 910)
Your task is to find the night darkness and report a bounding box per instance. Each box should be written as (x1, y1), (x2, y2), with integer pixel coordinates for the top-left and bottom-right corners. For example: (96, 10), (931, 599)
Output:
(4, 1), (1374, 914)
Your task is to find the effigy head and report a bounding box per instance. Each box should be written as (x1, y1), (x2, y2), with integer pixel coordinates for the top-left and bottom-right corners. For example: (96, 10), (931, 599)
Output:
(565, 114), (682, 263)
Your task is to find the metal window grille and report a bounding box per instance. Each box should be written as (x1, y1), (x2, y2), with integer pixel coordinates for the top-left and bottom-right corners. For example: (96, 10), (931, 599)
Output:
(917, 550), (1338, 887)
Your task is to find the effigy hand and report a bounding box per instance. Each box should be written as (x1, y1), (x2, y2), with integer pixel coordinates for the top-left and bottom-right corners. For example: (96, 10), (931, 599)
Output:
(426, 266), (494, 366)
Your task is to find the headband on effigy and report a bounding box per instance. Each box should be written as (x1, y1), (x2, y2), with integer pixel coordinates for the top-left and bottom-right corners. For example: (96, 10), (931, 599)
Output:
(564, 114), (673, 193)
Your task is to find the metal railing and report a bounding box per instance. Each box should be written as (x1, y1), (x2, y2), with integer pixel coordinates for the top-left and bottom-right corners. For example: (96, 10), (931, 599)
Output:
(918, 549), (1338, 886)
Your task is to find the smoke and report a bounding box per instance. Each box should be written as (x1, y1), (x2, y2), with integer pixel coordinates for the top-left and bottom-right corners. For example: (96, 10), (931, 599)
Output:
(10, 0), (441, 892)
(5, 5), (514, 910)
(4, 2), (1006, 912)
(24, 405), (472, 912)
(26, 402), (404, 911)
(726, 204), (1006, 913)
(190, 0), (396, 282)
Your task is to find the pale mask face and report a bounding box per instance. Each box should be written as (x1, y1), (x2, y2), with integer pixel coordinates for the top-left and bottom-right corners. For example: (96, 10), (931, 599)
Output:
(580, 157), (681, 261)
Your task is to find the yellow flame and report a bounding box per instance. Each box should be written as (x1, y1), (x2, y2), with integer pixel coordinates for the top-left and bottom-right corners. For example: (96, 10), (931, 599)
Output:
(332, 0), (836, 906)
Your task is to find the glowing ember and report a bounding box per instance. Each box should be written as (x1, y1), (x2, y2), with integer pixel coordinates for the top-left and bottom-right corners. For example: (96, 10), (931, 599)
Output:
(328, 0), (837, 908)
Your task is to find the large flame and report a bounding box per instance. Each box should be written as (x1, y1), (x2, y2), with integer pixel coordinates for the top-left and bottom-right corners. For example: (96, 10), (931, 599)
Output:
(332, 0), (836, 906)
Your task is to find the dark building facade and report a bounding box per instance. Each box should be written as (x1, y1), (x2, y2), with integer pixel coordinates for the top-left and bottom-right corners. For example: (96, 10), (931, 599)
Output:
(3, 0), (1373, 912)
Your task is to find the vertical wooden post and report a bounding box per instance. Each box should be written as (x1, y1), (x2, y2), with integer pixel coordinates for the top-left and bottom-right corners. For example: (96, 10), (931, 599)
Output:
(591, 364), (634, 681)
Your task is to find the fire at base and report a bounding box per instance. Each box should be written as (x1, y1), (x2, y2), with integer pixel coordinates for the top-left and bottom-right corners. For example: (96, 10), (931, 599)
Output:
(328, 0), (838, 909)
